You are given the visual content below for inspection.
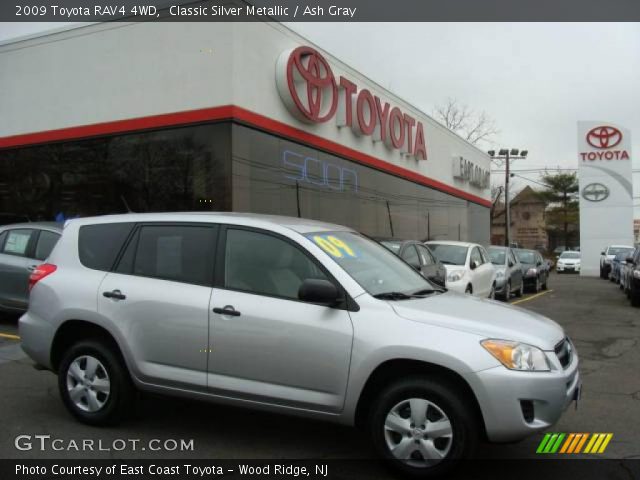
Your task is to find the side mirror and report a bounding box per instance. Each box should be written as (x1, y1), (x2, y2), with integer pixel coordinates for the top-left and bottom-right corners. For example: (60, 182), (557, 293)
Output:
(508, 261), (514, 268)
(298, 279), (341, 306)
(470, 260), (478, 270)
(600, 251), (605, 255)
(536, 261), (543, 266)
(626, 257), (634, 264)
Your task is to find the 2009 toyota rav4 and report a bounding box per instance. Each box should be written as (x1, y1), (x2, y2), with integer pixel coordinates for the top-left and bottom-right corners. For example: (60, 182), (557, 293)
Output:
(20, 213), (580, 475)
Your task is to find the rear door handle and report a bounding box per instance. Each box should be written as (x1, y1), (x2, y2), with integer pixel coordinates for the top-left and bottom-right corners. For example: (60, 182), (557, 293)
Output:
(213, 305), (241, 317)
(103, 289), (126, 300)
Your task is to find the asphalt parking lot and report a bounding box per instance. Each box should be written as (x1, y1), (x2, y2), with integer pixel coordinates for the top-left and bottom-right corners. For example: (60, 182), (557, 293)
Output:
(0, 272), (638, 463)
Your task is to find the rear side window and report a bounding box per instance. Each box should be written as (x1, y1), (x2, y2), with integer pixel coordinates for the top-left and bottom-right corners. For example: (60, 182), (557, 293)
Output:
(130, 225), (217, 285)
(2, 229), (33, 256)
(79, 223), (134, 271)
(35, 230), (61, 260)
(401, 245), (420, 268)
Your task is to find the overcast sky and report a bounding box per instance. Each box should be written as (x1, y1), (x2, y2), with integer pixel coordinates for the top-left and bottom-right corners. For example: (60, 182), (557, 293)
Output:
(1, 22), (639, 207)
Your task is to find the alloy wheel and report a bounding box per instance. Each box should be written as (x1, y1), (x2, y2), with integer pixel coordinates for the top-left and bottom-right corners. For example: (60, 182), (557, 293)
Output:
(66, 355), (111, 413)
(384, 398), (453, 467)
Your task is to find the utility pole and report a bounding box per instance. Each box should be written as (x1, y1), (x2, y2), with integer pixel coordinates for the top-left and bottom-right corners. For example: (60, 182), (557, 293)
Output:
(504, 150), (510, 247)
(488, 148), (528, 247)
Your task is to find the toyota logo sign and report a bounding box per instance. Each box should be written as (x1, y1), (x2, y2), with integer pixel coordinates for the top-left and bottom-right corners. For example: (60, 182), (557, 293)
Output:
(586, 126), (622, 149)
(279, 46), (337, 123)
(581, 182), (610, 202)
(276, 46), (428, 161)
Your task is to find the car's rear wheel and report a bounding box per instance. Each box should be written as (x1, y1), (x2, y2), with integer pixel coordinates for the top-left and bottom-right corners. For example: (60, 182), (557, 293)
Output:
(58, 340), (134, 426)
(368, 376), (478, 477)
(631, 285), (640, 308)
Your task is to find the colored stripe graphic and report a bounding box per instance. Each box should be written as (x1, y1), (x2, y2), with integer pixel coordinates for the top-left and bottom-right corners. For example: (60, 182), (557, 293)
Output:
(537, 433), (613, 454)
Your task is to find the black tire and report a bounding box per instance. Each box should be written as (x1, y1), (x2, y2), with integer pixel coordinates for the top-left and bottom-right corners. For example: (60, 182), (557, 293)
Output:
(631, 286), (640, 308)
(465, 284), (472, 295)
(368, 376), (479, 477)
(542, 275), (548, 290)
(499, 281), (511, 302)
(58, 340), (134, 426)
(599, 265), (606, 279)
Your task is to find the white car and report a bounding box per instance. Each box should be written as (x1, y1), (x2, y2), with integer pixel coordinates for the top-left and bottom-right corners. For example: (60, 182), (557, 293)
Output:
(556, 251), (581, 273)
(600, 245), (634, 279)
(426, 241), (496, 298)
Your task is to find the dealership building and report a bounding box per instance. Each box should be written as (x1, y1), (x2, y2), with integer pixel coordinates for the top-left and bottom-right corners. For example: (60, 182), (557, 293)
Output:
(0, 20), (491, 242)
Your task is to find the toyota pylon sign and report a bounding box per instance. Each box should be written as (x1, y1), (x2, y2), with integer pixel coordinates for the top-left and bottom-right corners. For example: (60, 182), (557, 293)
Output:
(577, 121), (634, 276)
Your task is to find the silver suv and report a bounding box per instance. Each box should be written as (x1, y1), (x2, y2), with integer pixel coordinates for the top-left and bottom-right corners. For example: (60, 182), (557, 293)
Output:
(20, 213), (580, 475)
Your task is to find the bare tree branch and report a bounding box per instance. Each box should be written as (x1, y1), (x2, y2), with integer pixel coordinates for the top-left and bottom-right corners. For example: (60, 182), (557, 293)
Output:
(433, 98), (499, 145)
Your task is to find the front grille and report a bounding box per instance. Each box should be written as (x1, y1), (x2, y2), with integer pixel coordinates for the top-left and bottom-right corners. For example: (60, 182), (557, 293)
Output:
(520, 400), (534, 423)
(555, 337), (572, 369)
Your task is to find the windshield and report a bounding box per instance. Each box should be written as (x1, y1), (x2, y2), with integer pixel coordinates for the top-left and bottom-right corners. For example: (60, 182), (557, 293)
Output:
(380, 241), (401, 254)
(305, 232), (432, 296)
(560, 252), (580, 259)
(426, 244), (468, 266)
(608, 247), (632, 256)
(515, 250), (536, 264)
(487, 248), (506, 266)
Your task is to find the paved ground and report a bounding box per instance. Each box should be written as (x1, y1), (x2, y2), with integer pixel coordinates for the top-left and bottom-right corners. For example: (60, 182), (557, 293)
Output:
(0, 272), (638, 462)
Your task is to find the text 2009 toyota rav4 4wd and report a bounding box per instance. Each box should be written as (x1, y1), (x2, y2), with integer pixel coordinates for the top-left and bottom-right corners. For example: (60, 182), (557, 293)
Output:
(20, 213), (580, 476)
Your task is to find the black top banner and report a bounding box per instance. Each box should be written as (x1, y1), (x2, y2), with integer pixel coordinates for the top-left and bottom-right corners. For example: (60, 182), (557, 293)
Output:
(3, 0), (640, 22)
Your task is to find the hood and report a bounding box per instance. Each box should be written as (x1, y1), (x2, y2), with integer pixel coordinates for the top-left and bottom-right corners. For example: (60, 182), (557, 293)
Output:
(390, 292), (564, 350)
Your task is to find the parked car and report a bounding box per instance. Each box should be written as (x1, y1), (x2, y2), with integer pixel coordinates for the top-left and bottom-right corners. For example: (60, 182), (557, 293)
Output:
(600, 245), (634, 279)
(0, 222), (62, 314)
(376, 238), (446, 287)
(610, 249), (634, 282)
(425, 241), (496, 298)
(514, 248), (549, 292)
(620, 247), (639, 295)
(625, 247), (640, 307)
(20, 213), (580, 474)
(556, 251), (581, 274)
(486, 246), (524, 301)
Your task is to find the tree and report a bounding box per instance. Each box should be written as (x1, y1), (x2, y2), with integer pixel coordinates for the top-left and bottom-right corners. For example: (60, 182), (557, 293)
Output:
(539, 172), (579, 249)
(490, 185), (504, 223)
(433, 98), (499, 145)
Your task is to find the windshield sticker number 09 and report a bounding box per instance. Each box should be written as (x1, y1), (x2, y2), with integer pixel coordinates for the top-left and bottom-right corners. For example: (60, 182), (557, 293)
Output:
(313, 235), (357, 258)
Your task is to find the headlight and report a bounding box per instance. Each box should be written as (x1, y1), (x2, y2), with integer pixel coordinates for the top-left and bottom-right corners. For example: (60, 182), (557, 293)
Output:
(526, 268), (537, 276)
(447, 270), (465, 282)
(634, 270), (640, 279)
(481, 339), (550, 371)
(496, 270), (505, 278)
(604, 259), (611, 264)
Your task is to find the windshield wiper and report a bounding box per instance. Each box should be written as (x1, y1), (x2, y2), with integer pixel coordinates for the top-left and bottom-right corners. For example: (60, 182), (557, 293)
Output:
(373, 289), (440, 300)
(439, 260), (457, 265)
(373, 291), (414, 300)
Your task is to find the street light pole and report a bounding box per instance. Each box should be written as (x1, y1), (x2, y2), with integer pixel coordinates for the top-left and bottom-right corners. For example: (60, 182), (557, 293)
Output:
(504, 149), (510, 247)
(488, 148), (528, 247)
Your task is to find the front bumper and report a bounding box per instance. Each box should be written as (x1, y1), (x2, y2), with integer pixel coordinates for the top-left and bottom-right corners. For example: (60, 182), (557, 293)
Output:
(466, 347), (580, 442)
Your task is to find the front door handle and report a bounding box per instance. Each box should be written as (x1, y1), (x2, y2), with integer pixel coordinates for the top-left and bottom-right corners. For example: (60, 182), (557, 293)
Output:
(103, 289), (126, 300)
(213, 305), (241, 317)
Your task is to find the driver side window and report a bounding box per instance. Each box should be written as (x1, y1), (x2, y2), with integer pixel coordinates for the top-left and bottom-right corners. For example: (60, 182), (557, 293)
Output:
(470, 247), (483, 267)
(224, 229), (329, 301)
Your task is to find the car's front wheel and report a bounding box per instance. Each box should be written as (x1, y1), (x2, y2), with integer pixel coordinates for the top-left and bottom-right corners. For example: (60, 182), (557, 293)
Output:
(58, 340), (134, 426)
(369, 376), (478, 477)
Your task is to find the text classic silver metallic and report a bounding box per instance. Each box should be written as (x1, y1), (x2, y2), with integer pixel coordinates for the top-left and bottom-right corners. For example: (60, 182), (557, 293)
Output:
(20, 213), (580, 475)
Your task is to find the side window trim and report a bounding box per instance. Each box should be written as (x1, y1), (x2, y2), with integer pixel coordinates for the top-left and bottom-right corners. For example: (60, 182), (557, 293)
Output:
(214, 224), (358, 311)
